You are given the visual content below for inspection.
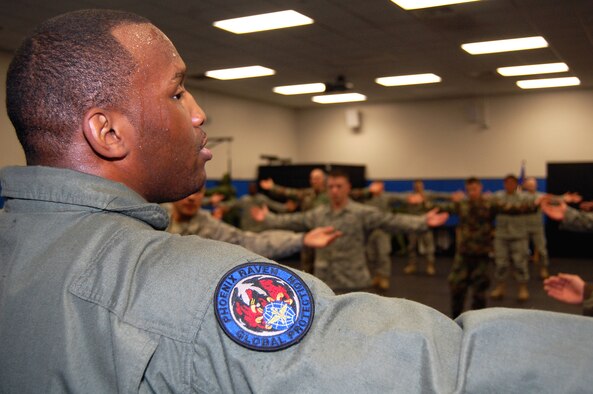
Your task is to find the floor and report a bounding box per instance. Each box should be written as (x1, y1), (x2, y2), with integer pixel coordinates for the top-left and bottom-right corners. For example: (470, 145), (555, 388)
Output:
(278, 253), (592, 318)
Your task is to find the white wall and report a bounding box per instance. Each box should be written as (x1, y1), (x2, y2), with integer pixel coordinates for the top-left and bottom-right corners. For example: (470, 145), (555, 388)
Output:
(189, 88), (298, 179)
(1, 50), (592, 180)
(295, 91), (593, 179)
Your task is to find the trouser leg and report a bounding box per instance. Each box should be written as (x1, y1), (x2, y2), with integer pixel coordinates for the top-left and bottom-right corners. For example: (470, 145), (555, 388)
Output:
(470, 255), (491, 310)
(449, 254), (469, 318)
(300, 246), (315, 274)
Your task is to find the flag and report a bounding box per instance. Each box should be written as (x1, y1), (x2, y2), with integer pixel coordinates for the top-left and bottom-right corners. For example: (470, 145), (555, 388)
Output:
(518, 160), (526, 187)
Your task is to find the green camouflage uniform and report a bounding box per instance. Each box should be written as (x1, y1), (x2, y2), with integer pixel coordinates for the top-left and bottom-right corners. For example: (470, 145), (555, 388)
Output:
(262, 199), (427, 292)
(436, 197), (537, 317)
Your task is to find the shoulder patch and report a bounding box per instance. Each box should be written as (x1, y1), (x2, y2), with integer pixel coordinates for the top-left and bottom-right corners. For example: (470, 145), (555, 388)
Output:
(214, 262), (314, 351)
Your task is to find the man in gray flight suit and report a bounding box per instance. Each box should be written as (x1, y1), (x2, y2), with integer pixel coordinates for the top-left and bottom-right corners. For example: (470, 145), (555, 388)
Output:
(2, 9), (593, 393)
(164, 187), (338, 260)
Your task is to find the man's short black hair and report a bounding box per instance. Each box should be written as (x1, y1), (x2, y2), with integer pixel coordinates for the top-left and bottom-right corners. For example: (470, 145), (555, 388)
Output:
(504, 174), (518, 182)
(465, 176), (481, 185)
(6, 9), (149, 162)
(328, 168), (351, 182)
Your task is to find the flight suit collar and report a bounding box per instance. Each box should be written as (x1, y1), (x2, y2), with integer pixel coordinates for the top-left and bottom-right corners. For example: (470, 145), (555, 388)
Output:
(0, 166), (169, 230)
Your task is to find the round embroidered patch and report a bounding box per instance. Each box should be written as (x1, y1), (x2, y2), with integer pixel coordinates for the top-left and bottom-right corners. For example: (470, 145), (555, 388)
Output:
(214, 262), (315, 352)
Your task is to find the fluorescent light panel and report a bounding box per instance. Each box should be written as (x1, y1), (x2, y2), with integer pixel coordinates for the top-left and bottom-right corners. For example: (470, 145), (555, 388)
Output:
(497, 62), (568, 76)
(213, 10), (313, 34)
(205, 66), (275, 80)
(375, 73), (441, 86)
(462, 36), (548, 55)
(391, 0), (480, 10)
(516, 77), (580, 89)
(312, 93), (367, 104)
(273, 83), (326, 95)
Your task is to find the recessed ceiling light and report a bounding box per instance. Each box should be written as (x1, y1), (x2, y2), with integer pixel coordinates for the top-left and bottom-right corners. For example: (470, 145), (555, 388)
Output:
(375, 73), (442, 86)
(312, 93), (367, 104)
(462, 36), (548, 55)
(497, 62), (569, 77)
(205, 66), (276, 80)
(273, 83), (326, 95)
(516, 76), (580, 89)
(390, 0), (480, 10)
(213, 10), (313, 34)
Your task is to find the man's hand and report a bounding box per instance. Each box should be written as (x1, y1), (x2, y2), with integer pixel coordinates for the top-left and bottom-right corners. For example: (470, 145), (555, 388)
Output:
(562, 192), (582, 204)
(407, 193), (424, 205)
(250, 205), (269, 222)
(543, 273), (585, 305)
(579, 201), (593, 212)
(285, 199), (298, 212)
(259, 178), (274, 190)
(209, 193), (225, 206)
(540, 195), (567, 221)
(451, 191), (465, 202)
(425, 208), (449, 227)
(303, 226), (343, 249)
(368, 181), (383, 195)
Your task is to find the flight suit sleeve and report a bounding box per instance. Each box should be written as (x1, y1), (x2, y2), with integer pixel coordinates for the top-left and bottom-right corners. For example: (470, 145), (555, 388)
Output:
(187, 270), (593, 393)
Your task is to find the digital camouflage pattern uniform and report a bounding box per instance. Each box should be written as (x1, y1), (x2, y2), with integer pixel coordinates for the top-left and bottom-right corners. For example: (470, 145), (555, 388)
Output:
(219, 193), (291, 233)
(361, 191), (409, 280)
(163, 205), (305, 260)
(403, 191), (452, 274)
(521, 191), (550, 273)
(262, 199), (427, 292)
(492, 190), (535, 283)
(560, 207), (593, 316)
(268, 183), (330, 274)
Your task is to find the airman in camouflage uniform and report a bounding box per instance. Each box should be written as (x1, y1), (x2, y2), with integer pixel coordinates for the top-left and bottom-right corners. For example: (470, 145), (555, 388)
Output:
(489, 175), (538, 301)
(260, 168), (330, 274)
(521, 177), (551, 279)
(255, 170), (449, 292)
(356, 181), (409, 290)
(403, 180), (453, 276)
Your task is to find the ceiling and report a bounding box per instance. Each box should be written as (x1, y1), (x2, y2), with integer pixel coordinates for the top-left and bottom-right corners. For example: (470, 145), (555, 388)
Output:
(1, 0), (593, 108)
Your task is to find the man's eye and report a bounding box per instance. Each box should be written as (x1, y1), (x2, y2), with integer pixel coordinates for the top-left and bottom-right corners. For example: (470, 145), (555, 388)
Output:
(173, 91), (185, 100)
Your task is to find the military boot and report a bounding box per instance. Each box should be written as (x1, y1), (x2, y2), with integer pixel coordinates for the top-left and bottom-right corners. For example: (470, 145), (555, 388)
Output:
(426, 260), (436, 276)
(539, 266), (550, 280)
(372, 275), (390, 291)
(403, 261), (417, 275)
(489, 282), (506, 300)
(517, 283), (530, 302)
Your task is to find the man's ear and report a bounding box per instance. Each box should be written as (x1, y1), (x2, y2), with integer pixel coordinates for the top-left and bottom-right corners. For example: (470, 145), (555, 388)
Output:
(82, 108), (132, 160)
